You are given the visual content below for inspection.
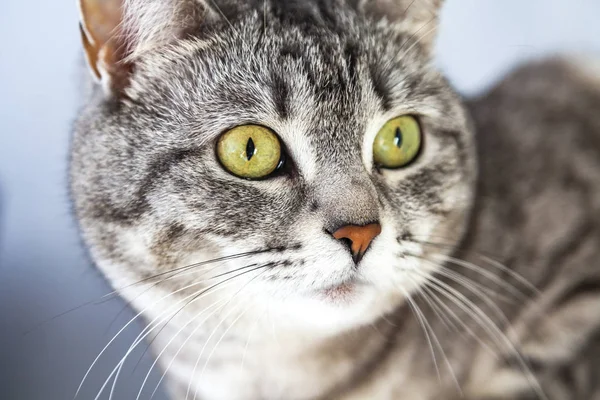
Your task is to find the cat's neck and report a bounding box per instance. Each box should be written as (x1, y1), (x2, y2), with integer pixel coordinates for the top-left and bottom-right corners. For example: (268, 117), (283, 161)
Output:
(128, 283), (408, 400)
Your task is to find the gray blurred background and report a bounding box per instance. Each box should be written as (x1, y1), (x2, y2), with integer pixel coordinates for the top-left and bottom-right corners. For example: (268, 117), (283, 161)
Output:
(1, 1), (599, 399)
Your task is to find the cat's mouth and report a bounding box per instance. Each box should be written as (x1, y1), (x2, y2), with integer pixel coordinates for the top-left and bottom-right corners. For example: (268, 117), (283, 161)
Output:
(319, 277), (360, 301)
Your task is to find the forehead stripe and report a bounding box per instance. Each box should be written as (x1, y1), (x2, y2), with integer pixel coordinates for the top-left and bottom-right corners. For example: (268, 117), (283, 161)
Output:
(271, 69), (290, 119)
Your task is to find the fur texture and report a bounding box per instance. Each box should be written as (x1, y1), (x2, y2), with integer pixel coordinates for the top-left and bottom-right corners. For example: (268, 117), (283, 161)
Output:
(70, 1), (600, 399)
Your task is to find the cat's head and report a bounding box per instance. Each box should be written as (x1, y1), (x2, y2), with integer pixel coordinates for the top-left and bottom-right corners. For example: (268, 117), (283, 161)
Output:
(71, 0), (476, 334)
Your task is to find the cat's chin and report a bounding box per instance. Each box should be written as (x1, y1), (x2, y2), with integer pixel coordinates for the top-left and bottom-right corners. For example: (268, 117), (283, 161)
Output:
(268, 281), (404, 336)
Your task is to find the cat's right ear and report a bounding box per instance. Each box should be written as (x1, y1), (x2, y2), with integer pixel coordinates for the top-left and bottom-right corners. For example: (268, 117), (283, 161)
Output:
(79, 0), (131, 95)
(79, 0), (212, 96)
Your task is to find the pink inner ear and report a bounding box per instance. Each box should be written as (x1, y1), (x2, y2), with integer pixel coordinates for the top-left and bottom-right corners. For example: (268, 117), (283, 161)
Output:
(79, 0), (132, 92)
(80, 0), (123, 47)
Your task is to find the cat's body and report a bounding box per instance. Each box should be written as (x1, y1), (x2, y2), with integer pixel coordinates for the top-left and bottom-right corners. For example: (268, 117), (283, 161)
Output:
(71, 1), (600, 399)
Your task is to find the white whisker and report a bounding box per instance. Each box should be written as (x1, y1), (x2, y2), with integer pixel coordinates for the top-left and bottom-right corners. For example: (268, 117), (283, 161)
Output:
(420, 280), (499, 358)
(397, 283), (441, 383)
(412, 279), (458, 333)
(402, 275), (463, 395)
(138, 297), (230, 400)
(412, 269), (547, 400)
(240, 308), (266, 374)
(479, 255), (540, 295)
(432, 254), (531, 301)
(199, 300), (255, 383)
(186, 267), (266, 400)
(106, 269), (253, 400)
(96, 280), (237, 400)
(405, 236), (539, 296)
(76, 266), (240, 399)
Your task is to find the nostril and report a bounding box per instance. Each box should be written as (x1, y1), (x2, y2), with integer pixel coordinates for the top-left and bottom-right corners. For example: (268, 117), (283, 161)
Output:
(338, 237), (353, 252)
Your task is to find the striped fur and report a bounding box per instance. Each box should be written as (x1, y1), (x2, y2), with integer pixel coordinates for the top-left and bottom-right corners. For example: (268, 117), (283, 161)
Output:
(70, 1), (600, 399)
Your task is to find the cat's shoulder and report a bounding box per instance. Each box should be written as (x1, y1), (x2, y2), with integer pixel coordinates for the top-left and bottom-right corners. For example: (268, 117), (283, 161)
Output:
(467, 56), (600, 155)
(468, 56), (600, 120)
(465, 56), (600, 236)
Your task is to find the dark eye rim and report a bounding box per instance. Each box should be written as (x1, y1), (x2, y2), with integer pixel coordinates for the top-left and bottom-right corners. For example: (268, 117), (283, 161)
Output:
(374, 114), (425, 171)
(214, 124), (294, 181)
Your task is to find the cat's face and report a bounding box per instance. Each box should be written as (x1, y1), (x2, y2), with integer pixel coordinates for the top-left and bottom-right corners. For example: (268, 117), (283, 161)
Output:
(72, 0), (475, 334)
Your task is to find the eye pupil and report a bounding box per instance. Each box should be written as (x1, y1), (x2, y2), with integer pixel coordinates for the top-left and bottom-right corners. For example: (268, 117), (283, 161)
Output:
(394, 127), (403, 148)
(246, 137), (256, 161)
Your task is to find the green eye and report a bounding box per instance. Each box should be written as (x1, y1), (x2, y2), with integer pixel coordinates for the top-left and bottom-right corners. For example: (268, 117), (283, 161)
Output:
(217, 125), (282, 179)
(373, 115), (422, 169)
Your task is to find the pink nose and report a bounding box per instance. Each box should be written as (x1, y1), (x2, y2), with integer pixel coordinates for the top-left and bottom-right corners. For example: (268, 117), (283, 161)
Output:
(332, 223), (382, 264)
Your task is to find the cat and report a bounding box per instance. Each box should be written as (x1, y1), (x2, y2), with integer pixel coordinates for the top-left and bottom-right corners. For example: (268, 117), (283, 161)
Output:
(70, 0), (600, 399)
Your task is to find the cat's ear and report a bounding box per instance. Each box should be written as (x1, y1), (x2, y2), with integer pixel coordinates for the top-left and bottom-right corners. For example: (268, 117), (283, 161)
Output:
(79, 0), (131, 94)
(79, 0), (210, 96)
(359, 0), (444, 51)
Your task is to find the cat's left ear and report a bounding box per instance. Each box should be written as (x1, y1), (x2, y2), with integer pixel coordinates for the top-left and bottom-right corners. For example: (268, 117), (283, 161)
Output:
(358, 0), (444, 52)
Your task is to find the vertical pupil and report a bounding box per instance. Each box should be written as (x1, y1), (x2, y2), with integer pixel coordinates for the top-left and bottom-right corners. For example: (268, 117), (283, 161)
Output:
(394, 127), (403, 148)
(246, 137), (256, 161)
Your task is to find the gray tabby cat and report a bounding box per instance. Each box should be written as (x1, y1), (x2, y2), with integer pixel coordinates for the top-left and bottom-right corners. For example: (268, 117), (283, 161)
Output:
(71, 0), (600, 398)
